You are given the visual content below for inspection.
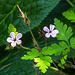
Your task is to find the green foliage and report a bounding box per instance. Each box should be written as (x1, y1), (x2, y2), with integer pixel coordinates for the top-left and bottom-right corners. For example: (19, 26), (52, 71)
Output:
(0, 49), (37, 75)
(50, 41), (70, 56)
(41, 46), (57, 55)
(34, 55), (52, 73)
(60, 58), (66, 65)
(70, 37), (75, 49)
(63, 55), (67, 60)
(8, 24), (18, 36)
(54, 18), (73, 43)
(21, 48), (40, 60)
(58, 55), (67, 69)
(0, 0), (60, 46)
(41, 41), (70, 56)
(49, 67), (58, 71)
(58, 63), (65, 69)
(62, 10), (75, 22)
(73, 0), (75, 3)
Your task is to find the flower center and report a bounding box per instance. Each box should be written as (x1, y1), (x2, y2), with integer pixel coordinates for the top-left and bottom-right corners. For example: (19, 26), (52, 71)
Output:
(14, 38), (16, 41)
(49, 31), (52, 33)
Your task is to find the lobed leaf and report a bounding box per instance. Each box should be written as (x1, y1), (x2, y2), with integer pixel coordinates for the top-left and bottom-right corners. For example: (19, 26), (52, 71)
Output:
(62, 10), (75, 22)
(51, 41), (70, 56)
(34, 55), (52, 73)
(41, 46), (57, 55)
(54, 18), (73, 43)
(21, 48), (40, 60)
(58, 55), (67, 69)
(60, 58), (66, 65)
(58, 63), (65, 69)
(70, 37), (75, 49)
(8, 24), (18, 36)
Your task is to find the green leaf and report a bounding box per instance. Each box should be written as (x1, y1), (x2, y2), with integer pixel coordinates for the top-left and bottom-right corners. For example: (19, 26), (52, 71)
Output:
(60, 55), (67, 65)
(50, 66), (58, 71)
(21, 48), (40, 60)
(0, 0), (60, 46)
(54, 18), (73, 43)
(8, 23), (18, 36)
(58, 55), (67, 69)
(70, 37), (75, 49)
(51, 41), (70, 56)
(63, 55), (67, 60)
(58, 63), (65, 69)
(62, 10), (75, 22)
(34, 55), (52, 73)
(60, 58), (66, 65)
(41, 46), (57, 55)
(0, 49), (37, 75)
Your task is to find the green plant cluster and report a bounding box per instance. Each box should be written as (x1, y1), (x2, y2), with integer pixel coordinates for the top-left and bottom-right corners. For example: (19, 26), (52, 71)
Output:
(21, 18), (75, 73)
(0, 0), (75, 75)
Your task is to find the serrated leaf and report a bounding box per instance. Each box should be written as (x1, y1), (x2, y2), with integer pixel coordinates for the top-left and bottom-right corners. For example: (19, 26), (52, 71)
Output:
(70, 37), (75, 49)
(59, 55), (67, 69)
(63, 55), (67, 60)
(34, 55), (52, 73)
(58, 63), (65, 69)
(0, 49), (37, 75)
(41, 46), (57, 55)
(21, 48), (40, 60)
(51, 41), (70, 56)
(60, 58), (66, 65)
(8, 23), (18, 36)
(62, 10), (75, 22)
(54, 18), (73, 43)
(0, 0), (60, 46)
(8, 24), (16, 33)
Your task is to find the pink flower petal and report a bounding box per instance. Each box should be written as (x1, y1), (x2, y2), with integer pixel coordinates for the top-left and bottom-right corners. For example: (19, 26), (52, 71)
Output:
(43, 26), (49, 32)
(51, 29), (59, 38)
(11, 41), (16, 47)
(10, 32), (15, 38)
(51, 33), (57, 38)
(45, 33), (50, 38)
(52, 29), (59, 34)
(50, 24), (55, 31)
(16, 40), (22, 44)
(16, 33), (22, 39)
(7, 37), (13, 43)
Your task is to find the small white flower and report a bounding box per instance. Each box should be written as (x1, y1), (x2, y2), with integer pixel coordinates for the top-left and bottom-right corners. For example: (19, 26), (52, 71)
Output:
(7, 32), (22, 47)
(43, 24), (59, 38)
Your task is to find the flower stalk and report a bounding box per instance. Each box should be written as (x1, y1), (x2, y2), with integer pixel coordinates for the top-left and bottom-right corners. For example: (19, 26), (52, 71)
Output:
(17, 5), (39, 50)
(19, 44), (31, 50)
(28, 25), (39, 49)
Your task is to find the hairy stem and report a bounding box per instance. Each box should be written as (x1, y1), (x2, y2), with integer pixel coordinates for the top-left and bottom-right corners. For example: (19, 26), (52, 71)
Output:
(28, 25), (39, 49)
(45, 38), (47, 46)
(19, 45), (31, 50)
(52, 61), (65, 75)
(70, 47), (75, 64)
(66, 0), (74, 7)
(53, 61), (60, 71)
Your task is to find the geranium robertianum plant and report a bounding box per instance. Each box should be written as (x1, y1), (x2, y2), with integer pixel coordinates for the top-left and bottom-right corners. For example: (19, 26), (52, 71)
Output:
(6, 5), (75, 75)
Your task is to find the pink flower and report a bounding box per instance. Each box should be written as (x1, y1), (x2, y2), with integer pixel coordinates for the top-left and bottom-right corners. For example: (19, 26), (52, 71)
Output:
(43, 24), (59, 38)
(7, 32), (22, 47)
